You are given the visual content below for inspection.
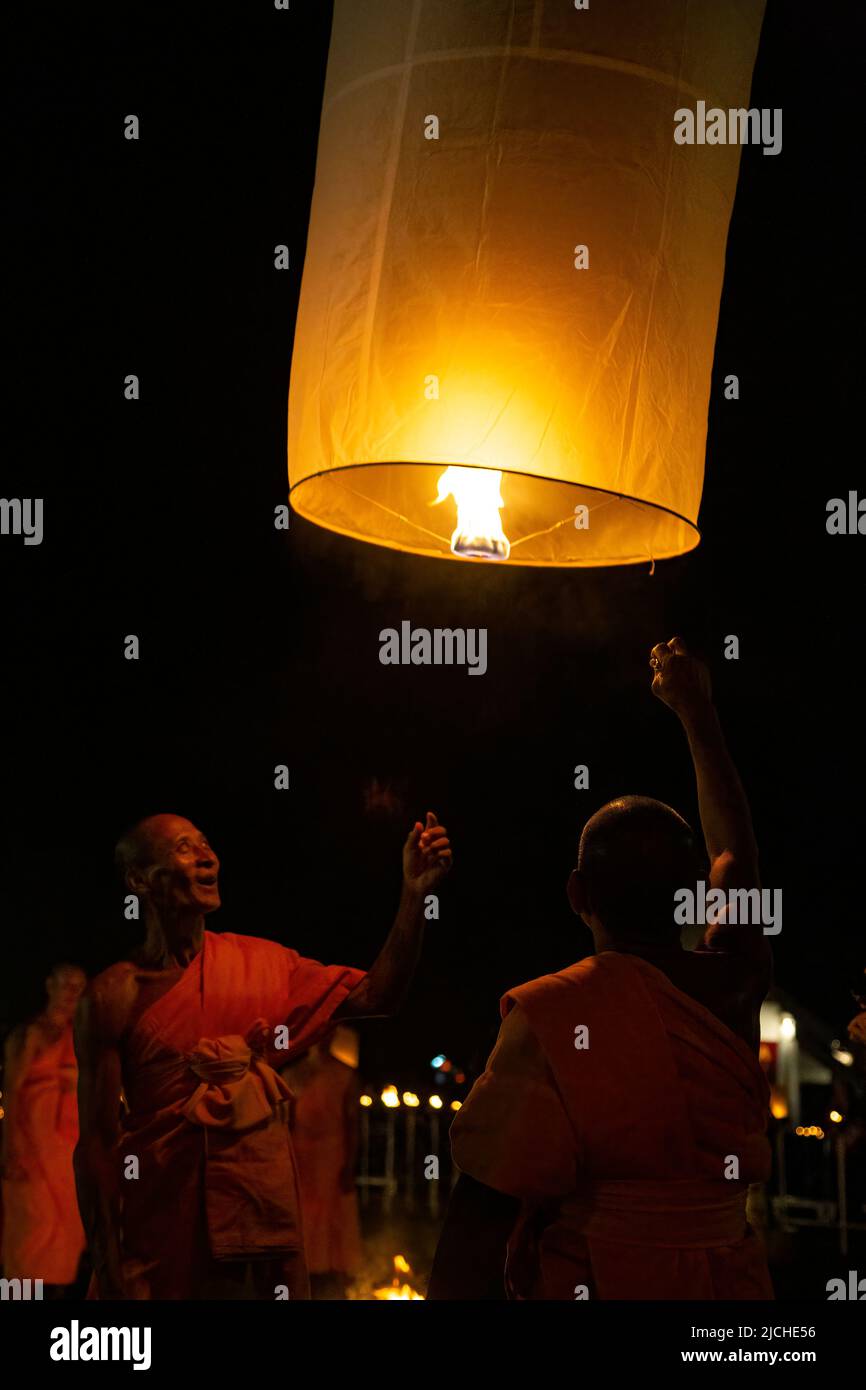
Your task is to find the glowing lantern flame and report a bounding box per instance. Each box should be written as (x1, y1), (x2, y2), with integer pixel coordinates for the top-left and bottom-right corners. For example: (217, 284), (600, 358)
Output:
(434, 467), (510, 561)
(372, 1255), (425, 1301)
(381, 1085), (400, 1108)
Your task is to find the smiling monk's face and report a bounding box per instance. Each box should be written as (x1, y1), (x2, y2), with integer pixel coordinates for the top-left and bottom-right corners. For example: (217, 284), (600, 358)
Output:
(128, 814), (221, 916)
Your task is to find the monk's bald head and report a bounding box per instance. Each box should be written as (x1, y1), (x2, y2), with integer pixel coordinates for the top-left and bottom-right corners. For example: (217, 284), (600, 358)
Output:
(114, 814), (221, 917)
(576, 796), (698, 941)
(115, 814), (201, 883)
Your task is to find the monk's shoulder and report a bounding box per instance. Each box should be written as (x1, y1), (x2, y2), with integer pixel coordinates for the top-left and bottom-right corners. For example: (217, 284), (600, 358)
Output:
(89, 959), (139, 994)
(504, 956), (596, 1011)
(81, 960), (139, 1040)
(495, 1001), (543, 1057)
(3, 1020), (30, 1061)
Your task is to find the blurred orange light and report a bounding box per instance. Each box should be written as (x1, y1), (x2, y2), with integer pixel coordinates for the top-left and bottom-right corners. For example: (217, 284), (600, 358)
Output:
(769, 1086), (788, 1120)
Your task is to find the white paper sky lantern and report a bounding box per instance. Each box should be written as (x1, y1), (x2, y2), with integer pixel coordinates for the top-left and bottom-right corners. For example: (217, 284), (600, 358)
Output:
(288, 0), (766, 566)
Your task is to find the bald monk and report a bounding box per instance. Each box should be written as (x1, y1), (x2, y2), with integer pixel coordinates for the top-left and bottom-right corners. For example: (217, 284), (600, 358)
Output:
(74, 810), (451, 1299)
(1, 963), (87, 1292)
(428, 638), (773, 1300)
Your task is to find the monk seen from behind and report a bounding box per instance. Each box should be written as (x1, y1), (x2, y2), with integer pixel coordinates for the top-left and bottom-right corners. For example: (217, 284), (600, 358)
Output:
(428, 638), (773, 1301)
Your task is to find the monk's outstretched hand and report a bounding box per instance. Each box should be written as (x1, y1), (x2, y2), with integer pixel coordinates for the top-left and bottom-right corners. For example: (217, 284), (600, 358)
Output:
(403, 811), (453, 894)
(649, 636), (712, 717)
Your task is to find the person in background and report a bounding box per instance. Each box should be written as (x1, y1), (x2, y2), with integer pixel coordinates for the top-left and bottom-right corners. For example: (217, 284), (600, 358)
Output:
(282, 1024), (363, 1298)
(1, 963), (87, 1295)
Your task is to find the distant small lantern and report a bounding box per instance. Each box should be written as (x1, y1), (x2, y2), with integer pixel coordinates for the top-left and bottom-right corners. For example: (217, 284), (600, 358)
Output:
(289, 1), (766, 566)
(769, 1086), (788, 1121)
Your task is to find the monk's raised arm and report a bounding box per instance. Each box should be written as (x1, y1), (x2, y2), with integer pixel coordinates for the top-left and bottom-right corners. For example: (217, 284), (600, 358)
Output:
(73, 971), (128, 1298)
(650, 637), (759, 888)
(336, 810), (452, 1019)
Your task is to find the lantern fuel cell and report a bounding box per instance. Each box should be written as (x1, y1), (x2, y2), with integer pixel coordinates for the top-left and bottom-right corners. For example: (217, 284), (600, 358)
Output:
(288, 0), (766, 566)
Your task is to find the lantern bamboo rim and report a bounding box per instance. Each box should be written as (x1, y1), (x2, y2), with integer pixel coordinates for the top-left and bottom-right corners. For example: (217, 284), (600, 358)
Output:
(322, 47), (711, 123)
(289, 461), (701, 568)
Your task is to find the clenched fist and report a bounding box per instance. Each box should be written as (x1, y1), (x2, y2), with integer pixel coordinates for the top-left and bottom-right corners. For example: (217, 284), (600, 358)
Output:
(849, 975), (866, 1047)
(403, 811), (453, 894)
(849, 1011), (866, 1047)
(649, 636), (713, 717)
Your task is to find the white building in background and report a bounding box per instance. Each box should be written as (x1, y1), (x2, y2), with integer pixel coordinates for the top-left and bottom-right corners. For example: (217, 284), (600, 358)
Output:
(759, 990), (858, 1128)
(760, 999), (833, 1126)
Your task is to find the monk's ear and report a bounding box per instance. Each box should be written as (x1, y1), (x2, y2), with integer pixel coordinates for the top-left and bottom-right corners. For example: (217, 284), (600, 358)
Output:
(126, 865), (150, 897)
(567, 868), (587, 918)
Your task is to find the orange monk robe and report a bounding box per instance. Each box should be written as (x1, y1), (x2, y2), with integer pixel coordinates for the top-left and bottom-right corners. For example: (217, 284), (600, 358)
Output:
(451, 952), (774, 1300)
(114, 931), (365, 1299)
(290, 1054), (362, 1277)
(2, 1021), (85, 1284)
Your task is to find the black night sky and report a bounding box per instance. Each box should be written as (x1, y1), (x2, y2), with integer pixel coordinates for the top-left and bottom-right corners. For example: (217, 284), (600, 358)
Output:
(4, 0), (862, 1096)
